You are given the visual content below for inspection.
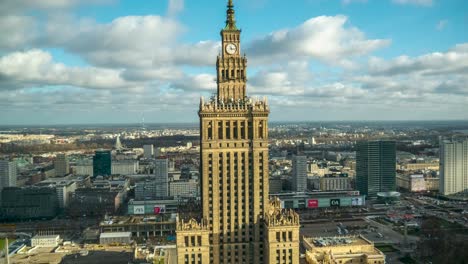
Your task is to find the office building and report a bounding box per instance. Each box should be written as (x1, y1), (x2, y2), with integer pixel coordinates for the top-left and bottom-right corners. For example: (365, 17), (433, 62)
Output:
(68, 188), (124, 217)
(0, 186), (58, 220)
(176, 2), (300, 263)
(356, 140), (396, 199)
(0, 160), (17, 205)
(154, 157), (169, 197)
(31, 235), (61, 248)
(100, 232), (132, 245)
(440, 138), (468, 196)
(112, 160), (139, 175)
(320, 175), (351, 191)
(56, 181), (77, 208)
(292, 156), (308, 192)
(73, 160), (93, 176)
(93, 150), (112, 177)
(54, 153), (69, 177)
(135, 181), (158, 201)
(143, 144), (154, 159)
(169, 179), (199, 198)
(269, 177), (284, 194)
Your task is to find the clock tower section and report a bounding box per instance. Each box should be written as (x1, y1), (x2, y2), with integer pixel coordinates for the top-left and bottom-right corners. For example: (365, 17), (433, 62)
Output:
(217, 0), (247, 101)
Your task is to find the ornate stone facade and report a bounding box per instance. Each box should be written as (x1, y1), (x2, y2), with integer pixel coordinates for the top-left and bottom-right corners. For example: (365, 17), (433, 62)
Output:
(264, 198), (300, 264)
(176, 1), (300, 263)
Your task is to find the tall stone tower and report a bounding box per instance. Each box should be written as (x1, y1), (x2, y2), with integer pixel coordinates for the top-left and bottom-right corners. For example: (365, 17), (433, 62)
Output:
(176, 1), (299, 263)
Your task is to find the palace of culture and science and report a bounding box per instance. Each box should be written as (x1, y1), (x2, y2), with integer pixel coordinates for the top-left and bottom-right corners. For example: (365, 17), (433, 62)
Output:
(176, 1), (300, 263)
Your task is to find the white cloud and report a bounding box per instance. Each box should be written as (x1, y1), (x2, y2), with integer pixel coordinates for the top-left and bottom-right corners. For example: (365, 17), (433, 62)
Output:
(392, 0), (433, 7)
(368, 43), (468, 76)
(0, 0), (112, 14)
(170, 74), (217, 92)
(0, 49), (138, 90)
(246, 15), (390, 67)
(39, 15), (218, 68)
(167, 0), (185, 16)
(0, 16), (36, 50)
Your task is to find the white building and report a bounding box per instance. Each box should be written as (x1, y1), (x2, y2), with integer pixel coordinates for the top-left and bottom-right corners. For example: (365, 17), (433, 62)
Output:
(320, 176), (351, 191)
(54, 153), (69, 177)
(31, 235), (60, 247)
(169, 179), (199, 198)
(0, 160), (17, 204)
(112, 160), (139, 175)
(143, 145), (154, 159)
(73, 162), (93, 176)
(440, 139), (468, 196)
(292, 156), (308, 192)
(154, 158), (169, 197)
(100, 232), (132, 245)
(56, 181), (77, 208)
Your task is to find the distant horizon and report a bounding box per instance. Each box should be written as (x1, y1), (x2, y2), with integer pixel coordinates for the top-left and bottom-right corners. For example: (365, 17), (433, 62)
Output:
(1, 119), (468, 128)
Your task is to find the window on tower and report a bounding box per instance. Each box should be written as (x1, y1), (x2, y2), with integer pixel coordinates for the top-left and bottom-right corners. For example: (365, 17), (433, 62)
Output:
(218, 121), (223, 140)
(226, 121), (231, 139)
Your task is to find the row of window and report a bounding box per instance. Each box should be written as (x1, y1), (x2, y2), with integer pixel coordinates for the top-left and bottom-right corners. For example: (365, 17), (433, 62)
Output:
(276, 231), (293, 242)
(220, 69), (245, 79)
(206, 120), (266, 140)
(183, 253), (203, 264)
(184, 235), (202, 247)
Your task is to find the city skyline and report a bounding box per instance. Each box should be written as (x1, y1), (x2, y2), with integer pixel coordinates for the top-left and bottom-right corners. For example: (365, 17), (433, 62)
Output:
(0, 0), (467, 125)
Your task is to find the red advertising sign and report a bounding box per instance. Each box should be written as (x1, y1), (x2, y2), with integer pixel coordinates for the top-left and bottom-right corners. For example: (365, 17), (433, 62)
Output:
(154, 205), (166, 215)
(307, 199), (319, 208)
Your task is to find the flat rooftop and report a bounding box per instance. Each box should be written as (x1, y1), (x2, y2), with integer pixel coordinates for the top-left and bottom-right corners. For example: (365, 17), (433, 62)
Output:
(100, 232), (132, 238)
(32, 235), (60, 239)
(304, 235), (370, 248)
(100, 216), (176, 226)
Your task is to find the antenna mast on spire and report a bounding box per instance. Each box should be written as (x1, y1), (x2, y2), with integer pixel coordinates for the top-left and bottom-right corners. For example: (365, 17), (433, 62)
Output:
(225, 0), (237, 30)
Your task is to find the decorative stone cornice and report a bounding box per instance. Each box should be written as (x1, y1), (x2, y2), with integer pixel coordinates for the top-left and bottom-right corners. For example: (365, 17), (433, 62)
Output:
(265, 197), (300, 227)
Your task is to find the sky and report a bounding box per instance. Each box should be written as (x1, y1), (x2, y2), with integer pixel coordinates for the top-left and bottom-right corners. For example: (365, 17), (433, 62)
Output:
(0, 0), (467, 125)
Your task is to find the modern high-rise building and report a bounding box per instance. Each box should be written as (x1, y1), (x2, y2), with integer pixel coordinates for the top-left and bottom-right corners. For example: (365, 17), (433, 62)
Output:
(439, 138), (468, 196)
(356, 140), (396, 199)
(93, 150), (112, 177)
(154, 157), (169, 198)
(292, 156), (308, 192)
(0, 160), (17, 188)
(143, 144), (154, 159)
(176, 2), (300, 263)
(0, 160), (17, 205)
(54, 153), (69, 177)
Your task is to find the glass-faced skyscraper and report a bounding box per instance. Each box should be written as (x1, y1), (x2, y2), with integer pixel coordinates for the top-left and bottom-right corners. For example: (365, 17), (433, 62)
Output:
(356, 140), (396, 199)
(93, 150), (112, 177)
(176, 1), (300, 264)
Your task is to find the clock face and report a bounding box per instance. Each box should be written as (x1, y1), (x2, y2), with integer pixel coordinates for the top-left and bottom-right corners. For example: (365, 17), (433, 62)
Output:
(226, 43), (237, 55)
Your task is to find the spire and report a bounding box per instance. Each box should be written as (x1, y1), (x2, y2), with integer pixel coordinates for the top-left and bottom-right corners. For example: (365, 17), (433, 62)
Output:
(115, 135), (123, 151)
(225, 0), (237, 30)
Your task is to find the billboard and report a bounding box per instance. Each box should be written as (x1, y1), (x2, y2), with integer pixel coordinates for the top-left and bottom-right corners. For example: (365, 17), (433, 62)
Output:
(307, 199), (319, 208)
(351, 197), (363, 206)
(154, 205), (166, 215)
(133, 205), (145, 215)
(330, 199), (341, 207)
